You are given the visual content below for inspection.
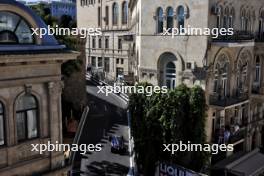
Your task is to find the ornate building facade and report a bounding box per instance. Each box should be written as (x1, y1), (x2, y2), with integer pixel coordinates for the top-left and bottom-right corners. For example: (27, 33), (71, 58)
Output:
(129, 0), (264, 174)
(0, 0), (78, 175)
(78, 0), (264, 174)
(77, 0), (132, 82)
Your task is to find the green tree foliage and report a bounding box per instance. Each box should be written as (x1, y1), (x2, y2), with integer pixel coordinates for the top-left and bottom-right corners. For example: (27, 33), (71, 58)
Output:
(189, 86), (209, 171)
(129, 83), (208, 175)
(30, 4), (86, 128)
(30, 3), (58, 26)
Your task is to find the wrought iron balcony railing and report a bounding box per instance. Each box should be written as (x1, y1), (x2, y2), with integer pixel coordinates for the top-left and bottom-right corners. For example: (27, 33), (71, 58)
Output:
(209, 92), (249, 107)
(212, 31), (255, 42)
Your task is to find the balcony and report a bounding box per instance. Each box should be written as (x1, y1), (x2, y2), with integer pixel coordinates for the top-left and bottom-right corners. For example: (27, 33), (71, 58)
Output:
(212, 31), (254, 42)
(211, 31), (255, 47)
(209, 92), (249, 108)
(214, 127), (246, 145)
(229, 127), (246, 144)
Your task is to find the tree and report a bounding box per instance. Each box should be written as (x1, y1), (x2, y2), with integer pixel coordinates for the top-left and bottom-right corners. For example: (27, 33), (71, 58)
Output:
(60, 15), (73, 28)
(189, 86), (209, 171)
(129, 83), (208, 175)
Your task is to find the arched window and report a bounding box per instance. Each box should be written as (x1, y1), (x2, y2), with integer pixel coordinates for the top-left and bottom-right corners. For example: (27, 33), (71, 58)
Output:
(112, 3), (119, 25)
(166, 7), (174, 31)
(16, 94), (38, 142)
(223, 7), (229, 29)
(229, 7), (235, 28)
(177, 6), (185, 29)
(245, 11), (251, 32)
(166, 62), (176, 89)
(216, 6), (222, 28)
(0, 102), (5, 146)
(214, 54), (229, 96)
(157, 7), (163, 33)
(105, 6), (109, 26)
(241, 9), (246, 31)
(237, 58), (248, 91)
(122, 1), (128, 24)
(258, 11), (264, 39)
(0, 11), (34, 44)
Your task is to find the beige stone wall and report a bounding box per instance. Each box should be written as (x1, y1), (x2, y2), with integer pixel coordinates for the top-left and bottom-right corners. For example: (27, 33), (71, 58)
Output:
(129, 0), (264, 154)
(0, 53), (78, 175)
(77, 0), (131, 80)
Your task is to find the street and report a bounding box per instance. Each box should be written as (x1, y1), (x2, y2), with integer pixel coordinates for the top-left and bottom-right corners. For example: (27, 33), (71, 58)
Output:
(72, 79), (130, 176)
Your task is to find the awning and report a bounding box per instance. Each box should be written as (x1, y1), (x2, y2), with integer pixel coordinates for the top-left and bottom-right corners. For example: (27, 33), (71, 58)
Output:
(213, 149), (264, 176)
(228, 149), (264, 176)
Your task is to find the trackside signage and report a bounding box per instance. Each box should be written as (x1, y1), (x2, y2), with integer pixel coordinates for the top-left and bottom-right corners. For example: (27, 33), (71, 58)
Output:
(157, 162), (200, 176)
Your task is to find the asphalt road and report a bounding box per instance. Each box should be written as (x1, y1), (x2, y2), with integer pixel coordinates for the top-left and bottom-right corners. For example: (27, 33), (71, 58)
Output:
(72, 79), (130, 176)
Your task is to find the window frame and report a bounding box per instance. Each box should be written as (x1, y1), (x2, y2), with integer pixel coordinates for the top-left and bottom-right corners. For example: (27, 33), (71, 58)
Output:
(177, 6), (185, 29)
(16, 94), (39, 143)
(112, 3), (119, 26)
(0, 11), (35, 45)
(122, 1), (128, 25)
(166, 7), (174, 32)
(156, 7), (164, 34)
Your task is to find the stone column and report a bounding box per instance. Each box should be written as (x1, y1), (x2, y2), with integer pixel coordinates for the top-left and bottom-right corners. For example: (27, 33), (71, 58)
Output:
(48, 81), (64, 170)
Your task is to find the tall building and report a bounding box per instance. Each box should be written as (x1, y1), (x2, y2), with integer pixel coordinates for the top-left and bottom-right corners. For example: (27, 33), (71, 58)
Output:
(0, 0), (78, 175)
(50, 0), (76, 20)
(21, 0), (77, 20)
(77, 0), (132, 82)
(129, 0), (264, 175)
(78, 0), (264, 175)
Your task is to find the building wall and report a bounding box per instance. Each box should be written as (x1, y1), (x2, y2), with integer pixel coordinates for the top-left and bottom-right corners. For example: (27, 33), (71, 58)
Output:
(51, 1), (76, 20)
(78, 0), (131, 80)
(130, 0), (209, 86)
(129, 0), (264, 160)
(0, 58), (65, 176)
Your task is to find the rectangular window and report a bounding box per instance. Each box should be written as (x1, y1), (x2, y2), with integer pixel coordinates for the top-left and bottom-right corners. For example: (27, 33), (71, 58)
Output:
(105, 37), (109, 49)
(98, 57), (103, 67)
(105, 6), (109, 26)
(213, 79), (218, 92)
(92, 37), (96, 48)
(118, 38), (122, 50)
(104, 57), (110, 72)
(91, 57), (96, 67)
(255, 66), (260, 82)
(121, 58), (124, 64)
(116, 58), (119, 64)
(98, 38), (102, 48)
(98, 7), (101, 27)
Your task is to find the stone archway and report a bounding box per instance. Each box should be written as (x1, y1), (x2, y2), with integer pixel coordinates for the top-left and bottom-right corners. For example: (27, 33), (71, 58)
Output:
(157, 52), (178, 88)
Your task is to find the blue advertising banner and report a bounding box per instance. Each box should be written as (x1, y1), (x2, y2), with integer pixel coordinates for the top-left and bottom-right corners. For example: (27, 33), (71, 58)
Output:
(159, 162), (200, 176)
